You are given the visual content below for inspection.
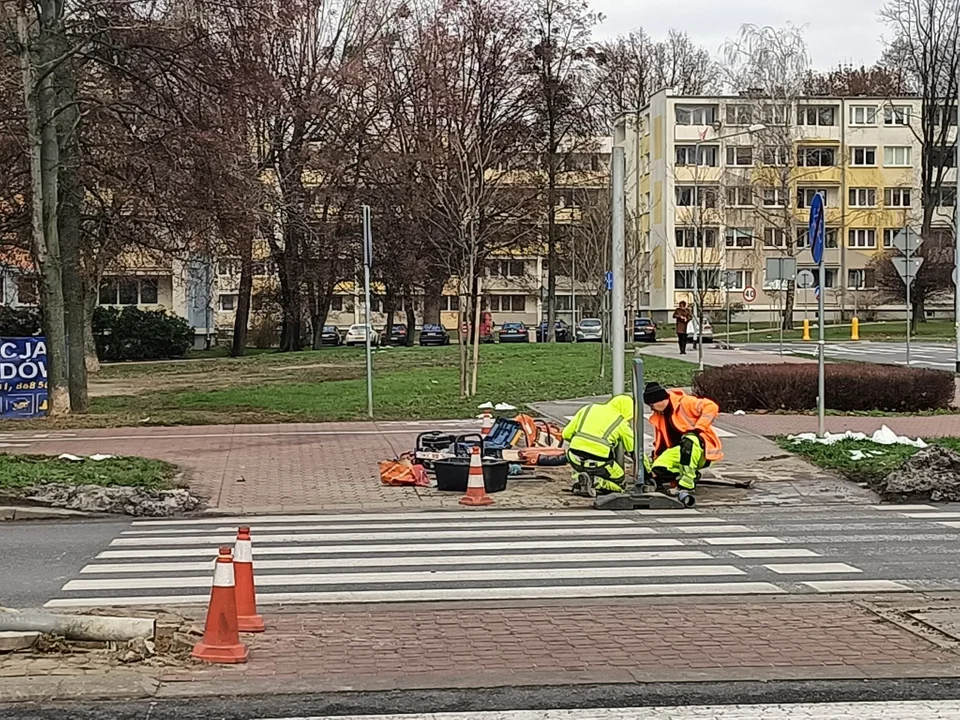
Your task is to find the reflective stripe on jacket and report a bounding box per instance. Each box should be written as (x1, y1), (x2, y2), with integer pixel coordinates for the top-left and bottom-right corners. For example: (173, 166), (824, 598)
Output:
(561, 402), (635, 459)
(649, 389), (723, 462)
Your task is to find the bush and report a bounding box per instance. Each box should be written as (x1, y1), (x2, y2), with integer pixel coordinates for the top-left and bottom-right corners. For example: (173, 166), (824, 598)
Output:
(0, 306), (42, 337)
(693, 362), (954, 413)
(93, 306), (194, 362)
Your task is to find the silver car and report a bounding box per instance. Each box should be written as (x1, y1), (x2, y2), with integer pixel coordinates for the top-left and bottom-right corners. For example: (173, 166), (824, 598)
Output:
(345, 324), (380, 347)
(576, 318), (603, 342)
(687, 316), (714, 344)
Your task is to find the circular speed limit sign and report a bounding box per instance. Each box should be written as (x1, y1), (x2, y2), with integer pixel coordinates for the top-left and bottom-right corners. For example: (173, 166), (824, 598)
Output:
(742, 286), (757, 303)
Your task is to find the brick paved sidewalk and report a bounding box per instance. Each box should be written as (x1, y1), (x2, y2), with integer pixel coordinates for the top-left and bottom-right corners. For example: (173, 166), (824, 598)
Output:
(722, 413), (960, 439)
(3, 600), (960, 703)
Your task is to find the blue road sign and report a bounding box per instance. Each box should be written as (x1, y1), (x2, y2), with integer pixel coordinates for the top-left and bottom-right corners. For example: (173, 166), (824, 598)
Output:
(605, 270), (613, 291)
(809, 191), (825, 265)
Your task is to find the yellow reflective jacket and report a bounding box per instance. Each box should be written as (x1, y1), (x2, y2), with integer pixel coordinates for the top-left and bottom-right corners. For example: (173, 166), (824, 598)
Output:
(562, 400), (635, 459)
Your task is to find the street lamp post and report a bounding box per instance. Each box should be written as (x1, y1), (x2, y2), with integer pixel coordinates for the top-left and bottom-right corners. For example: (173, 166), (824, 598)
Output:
(691, 123), (765, 371)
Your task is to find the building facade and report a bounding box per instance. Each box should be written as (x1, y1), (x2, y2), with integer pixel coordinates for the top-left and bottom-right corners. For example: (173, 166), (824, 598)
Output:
(613, 88), (958, 324)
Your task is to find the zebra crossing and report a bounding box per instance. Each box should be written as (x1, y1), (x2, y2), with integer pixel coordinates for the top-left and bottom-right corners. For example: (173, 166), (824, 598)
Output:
(744, 341), (955, 370)
(43, 504), (960, 609)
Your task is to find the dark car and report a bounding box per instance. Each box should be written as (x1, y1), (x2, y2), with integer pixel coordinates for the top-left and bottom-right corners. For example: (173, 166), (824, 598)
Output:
(381, 324), (408, 345)
(633, 317), (658, 342)
(320, 325), (342, 346)
(498, 322), (529, 343)
(536, 320), (571, 343)
(419, 324), (450, 346)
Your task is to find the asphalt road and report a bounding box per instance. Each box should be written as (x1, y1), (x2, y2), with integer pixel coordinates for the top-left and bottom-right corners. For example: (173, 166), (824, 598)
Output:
(0, 518), (129, 609)
(6, 680), (960, 719)
(738, 340), (959, 371)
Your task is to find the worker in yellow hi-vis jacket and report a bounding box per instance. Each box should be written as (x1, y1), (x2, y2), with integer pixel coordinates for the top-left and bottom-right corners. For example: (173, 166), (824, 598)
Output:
(561, 395), (635, 497)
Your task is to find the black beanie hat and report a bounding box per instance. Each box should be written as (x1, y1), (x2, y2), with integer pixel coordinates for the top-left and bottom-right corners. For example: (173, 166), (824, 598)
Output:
(643, 382), (669, 405)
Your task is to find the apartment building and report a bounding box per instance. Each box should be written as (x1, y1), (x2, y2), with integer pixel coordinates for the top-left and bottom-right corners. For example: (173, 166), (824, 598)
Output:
(613, 88), (959, 323)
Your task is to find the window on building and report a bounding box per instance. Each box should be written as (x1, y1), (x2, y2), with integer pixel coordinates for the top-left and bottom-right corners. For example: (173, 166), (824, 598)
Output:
(726, 185), (753, 207)
(934, 105), (958, 127)
(16, 276), (38, 306)
(98, 277), (160, 306)
(674, 268), (721, 290)
(219, 294), (237, 311)
(850, 105), (878, 125)
(884, 146), (913, 167)
(726, 146), (754, 166)
(487, 260), (526, 277)
(555, 295), (572, 311)
(763, 228), (787, 248)
(675, 105), (717, 125)
(216, 258), (239, 276)
(931, 187), (958, 207)
(724, 228), (754, 248)
(883, 228), (899, 248)
(760, 104), (790, 125)
(884, 106), (911, 125)
(797, 146), (836, 166)
(848, 268), (877, 289)
(848, 228), (877, 249)
(761, 187), (787, 207)
(796, 227), (839, 249)
(675, 227), (718, 248)
(884, 187), (912, 208)
(849, 187), (878, 207)
(760, 146), (789, 166)
(797, 188), (831, 209)
(723, 270), (753, 291)
(931, 146), (958, 168)
(330, 295), (344, 311)
(443, 295), (460, 311)
(851, 146), (877, 166)
(676, 145), (718, 166)
(488, 294), (526, 312)
(675, 186), (717, 208)
(251, 260), (275, 276)
(725, 104), (753, 126)
(798, 105), (837, 126)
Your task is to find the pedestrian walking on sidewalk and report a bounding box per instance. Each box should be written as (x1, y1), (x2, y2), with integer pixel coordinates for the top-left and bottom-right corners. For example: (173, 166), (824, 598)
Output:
(673, 301), (692, 355)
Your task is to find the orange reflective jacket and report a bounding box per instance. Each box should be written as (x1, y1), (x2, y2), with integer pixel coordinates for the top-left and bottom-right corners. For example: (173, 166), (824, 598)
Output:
(649, 389), (723, 462)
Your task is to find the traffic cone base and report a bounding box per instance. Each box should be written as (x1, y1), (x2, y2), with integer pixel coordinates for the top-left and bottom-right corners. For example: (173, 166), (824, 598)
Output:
(192, 547), (249, 664)
(460, 446), (494, 506)
(234, 527), (265, 633)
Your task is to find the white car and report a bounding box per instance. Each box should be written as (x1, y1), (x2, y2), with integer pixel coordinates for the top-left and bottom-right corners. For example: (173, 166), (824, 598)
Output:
(345, 324), (380, 347)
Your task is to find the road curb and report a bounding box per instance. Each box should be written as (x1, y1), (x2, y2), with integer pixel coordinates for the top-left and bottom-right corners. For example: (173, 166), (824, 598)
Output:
(0, 506), (101, 522)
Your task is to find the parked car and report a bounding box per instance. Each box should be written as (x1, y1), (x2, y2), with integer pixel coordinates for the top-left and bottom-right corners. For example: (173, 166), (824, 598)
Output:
(576, 318), (603, 342)
(536, 320), (571, 343)
(345, 324), (380, 347)
(381, 324), (408, 345)
(687, 316), (714, 344)
(633, 317), (657, 342)
(498, 322), (529, 343)
(320, 325), (342, 347)
(419, 324), (451, 346)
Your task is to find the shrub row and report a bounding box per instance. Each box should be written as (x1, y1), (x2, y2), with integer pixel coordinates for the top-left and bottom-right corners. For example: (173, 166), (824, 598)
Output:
(693, 362), (954, 413)
(93, 306), (193, 362)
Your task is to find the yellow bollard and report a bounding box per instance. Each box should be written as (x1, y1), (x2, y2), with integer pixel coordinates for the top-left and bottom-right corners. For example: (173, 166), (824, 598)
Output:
(851, 317), (860, 341)
(802, 319), (811, 342)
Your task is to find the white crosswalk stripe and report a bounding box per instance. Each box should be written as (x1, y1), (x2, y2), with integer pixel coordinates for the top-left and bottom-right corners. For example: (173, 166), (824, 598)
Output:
(43, 509), (936, 609)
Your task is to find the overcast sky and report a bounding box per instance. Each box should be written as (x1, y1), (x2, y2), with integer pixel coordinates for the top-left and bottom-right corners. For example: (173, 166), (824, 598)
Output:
(592, 0), (890, 71)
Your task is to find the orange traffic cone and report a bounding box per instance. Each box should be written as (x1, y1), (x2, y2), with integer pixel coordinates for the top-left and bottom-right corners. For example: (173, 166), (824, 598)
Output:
(459, 446), (493, 507)
(234, 526), (265, 633)
(480, 410), (493, 437)
(191, 546), (249, 664)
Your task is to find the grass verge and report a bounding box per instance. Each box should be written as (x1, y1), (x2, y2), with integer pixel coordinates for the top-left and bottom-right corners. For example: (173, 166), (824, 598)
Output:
(0, 454), (178, 490)
(776, 436), (960, 485)
(737, 319), (955, 343)
(4, 344), (698, 429)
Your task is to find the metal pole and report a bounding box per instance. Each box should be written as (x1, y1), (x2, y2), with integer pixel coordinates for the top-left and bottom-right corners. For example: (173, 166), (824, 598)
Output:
(725, 285), (730, 346)
(906, 231), (912, 367)
(632, 353), (644, 492)
(362, 205), (374, 418)
(817, 257), (825, 437)
(611, 146), (626, 394)
(571, 232), (577, 338)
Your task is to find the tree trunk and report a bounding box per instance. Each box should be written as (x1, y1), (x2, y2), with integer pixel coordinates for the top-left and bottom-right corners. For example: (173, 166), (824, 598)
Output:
(546, 166), (557, 342)
(231, 233), (253, 357)
(422, 277), (443, 326)
(781, 282), (796, 331)
(18, 7), (70, 415)
(83, 291), (99, 373)
(404, 293), (416, 347)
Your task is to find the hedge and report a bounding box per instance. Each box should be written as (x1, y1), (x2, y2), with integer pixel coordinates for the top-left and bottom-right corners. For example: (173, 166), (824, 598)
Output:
(0, 306), (42, 337)
(93, 306), (194, 362)
(693, 362), (954, 413)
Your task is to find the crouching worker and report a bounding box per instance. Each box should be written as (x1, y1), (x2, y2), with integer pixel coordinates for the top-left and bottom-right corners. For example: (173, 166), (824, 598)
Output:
(562, 395), (634, 497)
(642, 382), (723, 502)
